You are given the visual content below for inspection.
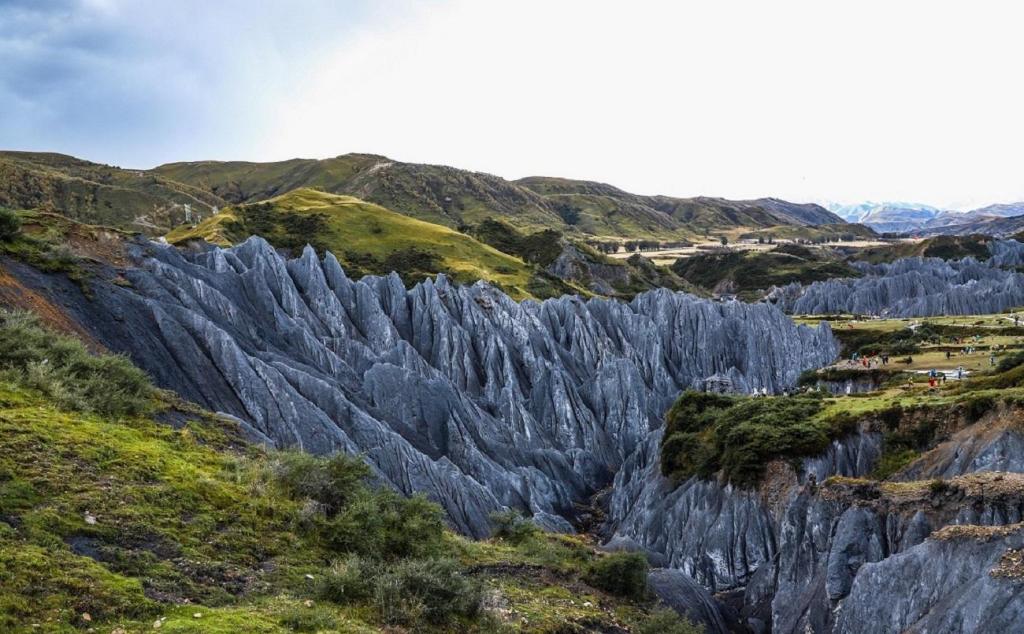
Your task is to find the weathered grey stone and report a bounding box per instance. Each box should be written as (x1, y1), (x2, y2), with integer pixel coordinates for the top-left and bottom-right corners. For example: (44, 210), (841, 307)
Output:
(21, 237), (836, 538)
(771, 239), (1024, 317)
(648, 568), (732, 634)
(833, 527), (1024, 634)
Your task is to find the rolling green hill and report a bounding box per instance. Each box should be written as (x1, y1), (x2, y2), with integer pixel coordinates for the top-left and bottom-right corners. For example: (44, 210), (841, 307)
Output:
(849, 234), (993, 264)
(154, 155), (567, 235)
(154, 154), (857, 241)
(166, 188), (572, 300)
(0, 152), (222, 233)
(3, 150), (870, 245)
(671, 243), (862, 298)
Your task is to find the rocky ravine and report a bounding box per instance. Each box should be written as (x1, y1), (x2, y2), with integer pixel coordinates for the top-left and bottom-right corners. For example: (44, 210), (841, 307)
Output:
(7, 236), (835, 539)
(605, 402), (1024, 633)
(8, 236), (1024, 632)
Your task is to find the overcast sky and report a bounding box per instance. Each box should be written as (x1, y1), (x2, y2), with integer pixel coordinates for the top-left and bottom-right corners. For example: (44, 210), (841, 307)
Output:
(2, 0), (1022, 210)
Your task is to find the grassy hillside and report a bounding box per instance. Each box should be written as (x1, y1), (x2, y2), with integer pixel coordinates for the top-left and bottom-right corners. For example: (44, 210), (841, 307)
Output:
(0, 152), (223, 234)
(671, 244), (861, 298)
(516, 177), (851, 239)
(850, 234), (993, 264)
(154, 155), (567, 234)
(155, 155), (859, 241)
(0, 312), (700, 634)
(166, 188), (577, 300)
(3, 150), (872, 245)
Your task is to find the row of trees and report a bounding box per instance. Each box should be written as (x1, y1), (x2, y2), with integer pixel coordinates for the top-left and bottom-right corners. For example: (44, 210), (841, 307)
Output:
(586, 239), (695, 254)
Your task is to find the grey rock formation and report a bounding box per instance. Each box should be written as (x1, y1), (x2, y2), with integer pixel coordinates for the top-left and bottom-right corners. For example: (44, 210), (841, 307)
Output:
(771, 240), (1024, 317)
(897, 420), (1024, 481)
(545, 243), (629, 296)
(607, 431), (882, 592)
(648, 568), (733, 634)
(833, 526), (1024, 634)
(21, 236), (835, 538)
(10, 235), (1024, 630)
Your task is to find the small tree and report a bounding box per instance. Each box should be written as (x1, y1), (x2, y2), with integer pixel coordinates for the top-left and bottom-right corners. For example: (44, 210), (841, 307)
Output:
(586, 552), (649, 600)
(0, 208), (21, 242)
(719, 236), (728, 246)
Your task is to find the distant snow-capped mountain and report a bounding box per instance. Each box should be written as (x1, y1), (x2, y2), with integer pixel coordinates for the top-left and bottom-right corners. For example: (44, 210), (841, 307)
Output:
(826, 201), (944, 232)
(828, 200), (1024, 236)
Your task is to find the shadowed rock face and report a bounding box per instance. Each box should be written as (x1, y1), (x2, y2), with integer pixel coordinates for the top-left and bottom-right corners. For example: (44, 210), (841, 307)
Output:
(834, 525), (1024, 634)
(772, 239), (1024, 317)
(38, 236), (836, 537)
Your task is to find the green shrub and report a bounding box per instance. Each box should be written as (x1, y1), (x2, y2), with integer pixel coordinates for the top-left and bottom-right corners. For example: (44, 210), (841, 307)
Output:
(272, 451), (447, 560)
(315, 556), (374, 603)
(586, 552), (649, 600)
(637, 608), (704, 634)
(278, 605), (339, 632)
(997, 351), (1024, 373)
(373, 558), (483, 627)
(0, 208), (21, 242)
(273, 451), (370, 517)
(323, 489), (446, 559)
(929, 479), (951, 495)
(489, 509), (539, 544)
(0, 311), (154, 416)
(470, 218), (563, 267)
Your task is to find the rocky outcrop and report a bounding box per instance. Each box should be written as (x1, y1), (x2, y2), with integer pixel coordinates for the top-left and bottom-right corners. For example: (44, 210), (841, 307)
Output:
(833, 524), (1024, 633)
(648, 568), (734, 634)
(606, 431), (883, 593)
(605, 402), (1024, 633)
(897, 414), (1024, 481)
(770, 472), (1024, 633)
(545, 243), (630, 295)
(6, 236), (836, 538)
(771, 240), (1024, 317)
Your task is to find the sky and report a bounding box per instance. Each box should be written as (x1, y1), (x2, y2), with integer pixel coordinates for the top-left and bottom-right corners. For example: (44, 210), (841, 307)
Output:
(2, 0), (1023, 210)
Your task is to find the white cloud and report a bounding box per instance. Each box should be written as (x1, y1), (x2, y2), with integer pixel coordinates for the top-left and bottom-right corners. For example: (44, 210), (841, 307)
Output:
(3, 0), (1023, 209)
(262, 0), (1024, 209)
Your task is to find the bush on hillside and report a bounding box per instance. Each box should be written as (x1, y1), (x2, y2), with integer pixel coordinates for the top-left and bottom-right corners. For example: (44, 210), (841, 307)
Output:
(0, 311), (154, 416)
(585, 551), (649, 600)
(997, 351), (1024, 373)
(273, 451), (370, 516)
(489, 509), (540, 544)
(0, 208), (21, 242)
(272, 451), (446, 560)
(315, 556), (375, 603)
(373, 558), (484, 627)
(316, 554), (484, 628)
(637, 608), (705, 634)
(471, 218), (563, 267)
(323, 489), (446, 559)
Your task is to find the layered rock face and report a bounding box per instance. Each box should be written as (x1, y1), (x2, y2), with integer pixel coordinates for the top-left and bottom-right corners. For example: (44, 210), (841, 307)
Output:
(772, 239), (1024, 317)
(38, 236), (836, 538)
(606, 405), (1024, 633)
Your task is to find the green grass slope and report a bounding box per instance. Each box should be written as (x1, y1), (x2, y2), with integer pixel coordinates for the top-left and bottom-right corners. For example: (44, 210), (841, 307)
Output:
(153, 155), (567, 234)
(166, 188), (578, 300)
(850, 234), (993, 264)
(671, 244), (861, 298)
(0, 152), (224, 234)
(155, 154), (864, 241)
